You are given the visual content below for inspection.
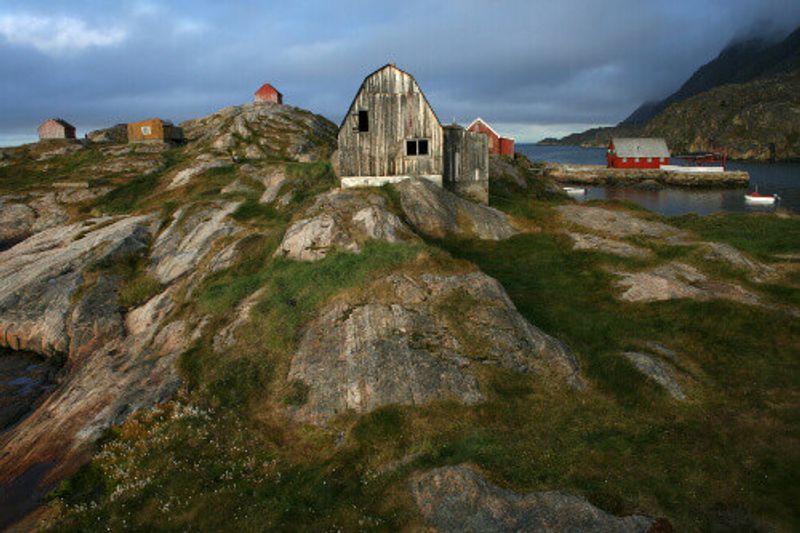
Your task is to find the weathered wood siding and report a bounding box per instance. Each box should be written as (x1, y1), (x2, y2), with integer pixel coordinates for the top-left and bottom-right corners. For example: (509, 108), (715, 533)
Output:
(443, 126), (489, 203)
(338, 65), (443, 178)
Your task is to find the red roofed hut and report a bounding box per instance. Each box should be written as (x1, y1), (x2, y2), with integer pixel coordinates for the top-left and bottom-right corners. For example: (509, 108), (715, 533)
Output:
(38, 118), (76, 140)
(466, 118), (514, 156)
(607, 138), (670, 169)
(254, 83), (283, 104)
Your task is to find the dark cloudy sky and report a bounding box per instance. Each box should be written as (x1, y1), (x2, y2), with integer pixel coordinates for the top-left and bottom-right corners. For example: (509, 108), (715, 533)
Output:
(1, 0), (799, 146)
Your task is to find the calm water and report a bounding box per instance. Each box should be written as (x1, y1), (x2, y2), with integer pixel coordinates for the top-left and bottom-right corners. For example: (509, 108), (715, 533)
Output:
(518, 144), (800, 216)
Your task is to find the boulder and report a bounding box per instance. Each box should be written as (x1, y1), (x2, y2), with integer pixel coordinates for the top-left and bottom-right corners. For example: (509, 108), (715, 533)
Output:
(275, 189), (415, 262)
(410, 465), (656, 533)
(394, 179), (518, 240)
(150, 201), (241, 284)
(287, 270), (580, 424)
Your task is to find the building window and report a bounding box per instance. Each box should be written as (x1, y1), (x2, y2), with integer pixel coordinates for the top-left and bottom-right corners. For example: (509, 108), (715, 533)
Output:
(660, 157), (666, 162)
(141, 126), (152, 135)
(647, 157), (652, 163)
(358, 110), (369, 132)
(406, 139), (430, 156)
(622, 157), (628, 163)
(634, 158), (640, 163)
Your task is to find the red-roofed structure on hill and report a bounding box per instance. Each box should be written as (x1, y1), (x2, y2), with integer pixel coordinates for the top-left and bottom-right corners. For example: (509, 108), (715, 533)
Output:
(254, 83), (283, 104)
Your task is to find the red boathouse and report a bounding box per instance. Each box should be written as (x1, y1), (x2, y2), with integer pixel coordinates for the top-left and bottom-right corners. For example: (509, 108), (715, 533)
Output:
(254, 83), (283, 104)
(466, 118), (515, 156)
(607, 137), (670, 169)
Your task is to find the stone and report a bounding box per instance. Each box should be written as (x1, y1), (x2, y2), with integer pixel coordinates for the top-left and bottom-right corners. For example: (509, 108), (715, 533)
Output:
(410, 465), (656, 533)
(150, 201), (241, 284)
(287, 270), (580, 424)
(395, 179), (518, 240)
(255, 166), (289, 204)
(613, 262), (760, 305)
(275, 189), (415, 262)
(557, 205), (686, 240)
(0, 200), (36, 249)
(566, 232), (653, 258)
(623, 351), (686, 400)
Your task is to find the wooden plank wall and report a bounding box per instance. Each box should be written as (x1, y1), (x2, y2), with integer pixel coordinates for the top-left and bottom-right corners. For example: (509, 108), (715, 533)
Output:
(338, 66), (443, 177)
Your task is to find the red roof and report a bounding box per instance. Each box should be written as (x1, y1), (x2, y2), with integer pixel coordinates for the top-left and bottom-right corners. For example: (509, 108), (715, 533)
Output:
(255, 83), (282, 98)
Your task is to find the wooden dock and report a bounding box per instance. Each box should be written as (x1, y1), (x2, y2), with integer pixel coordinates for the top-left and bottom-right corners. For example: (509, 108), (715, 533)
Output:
(545, 163), (749, 188)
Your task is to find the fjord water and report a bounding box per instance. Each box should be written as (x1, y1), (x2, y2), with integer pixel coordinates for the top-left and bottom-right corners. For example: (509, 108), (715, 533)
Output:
(519, 144), (800, 216)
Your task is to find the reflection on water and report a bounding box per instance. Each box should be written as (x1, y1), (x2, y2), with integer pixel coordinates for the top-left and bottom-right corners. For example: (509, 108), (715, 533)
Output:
(519, 144), (800, 216)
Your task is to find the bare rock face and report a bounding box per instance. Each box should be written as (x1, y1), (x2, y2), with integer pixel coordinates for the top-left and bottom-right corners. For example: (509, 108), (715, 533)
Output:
(411, 466), (656, 533)
(0, 199), (36, 249)
(623, 351), (686, 400)
(287, 270), (580, 424)
(566, 232), (653, 258)
(0, 215), (157, 356)
(275, 189), (415, 261)
(613, 262), (760, 305)
(394, 179), (518, 240)
(150, 201), (242, 284)
(557, 205), (687, 240)
(167, 157), (229, 190)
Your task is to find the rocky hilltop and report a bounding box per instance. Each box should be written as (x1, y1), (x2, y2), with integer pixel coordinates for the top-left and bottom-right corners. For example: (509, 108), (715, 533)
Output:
(1, 102), (798, 531)
(552, 25), (800, 160)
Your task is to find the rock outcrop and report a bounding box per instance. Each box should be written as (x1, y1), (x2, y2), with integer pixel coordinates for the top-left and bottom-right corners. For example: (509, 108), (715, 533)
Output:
(566, 232), (653, 258)
(557, 205), (686, 240)
(394, 179), (518, 240)
(623, 351), (686, 400)
(287, 270), (580, 424)
(0, 215), (157, 355)
(180, 102), (337, 162)
(150, 201), (242, 284)
(275, 189), (415, 261)
(410, 465), (656, 532)
(613, 262), (760, 305)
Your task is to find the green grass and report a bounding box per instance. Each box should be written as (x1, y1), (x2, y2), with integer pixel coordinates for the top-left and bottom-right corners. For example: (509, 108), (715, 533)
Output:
(673, 212), (800, 260)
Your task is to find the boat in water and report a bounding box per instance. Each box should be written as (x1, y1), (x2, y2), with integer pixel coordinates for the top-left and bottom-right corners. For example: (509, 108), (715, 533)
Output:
(744, 190), (780, 206)
(563, 186), (587, 196)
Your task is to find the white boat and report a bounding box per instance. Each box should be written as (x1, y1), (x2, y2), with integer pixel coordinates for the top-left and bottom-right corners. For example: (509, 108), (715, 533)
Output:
(744, 191), (779, 206)
(563, 186), (586, 196)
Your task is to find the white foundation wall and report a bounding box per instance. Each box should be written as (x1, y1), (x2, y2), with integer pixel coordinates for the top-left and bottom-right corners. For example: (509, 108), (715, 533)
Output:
(340, 175), (443, 188)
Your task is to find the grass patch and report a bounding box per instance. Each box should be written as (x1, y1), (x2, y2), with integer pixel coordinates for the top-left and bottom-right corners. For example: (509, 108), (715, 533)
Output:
(673, 212), (800, 260)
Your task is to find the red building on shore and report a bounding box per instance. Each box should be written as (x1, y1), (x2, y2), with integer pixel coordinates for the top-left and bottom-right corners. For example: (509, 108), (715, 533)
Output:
(607, 137), (670, 169)
(466, 118), (514, 156)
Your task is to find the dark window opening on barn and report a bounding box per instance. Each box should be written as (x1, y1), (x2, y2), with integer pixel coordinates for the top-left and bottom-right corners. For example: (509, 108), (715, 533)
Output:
(406, 139), (430, 156)
(358, 110), (369, 132)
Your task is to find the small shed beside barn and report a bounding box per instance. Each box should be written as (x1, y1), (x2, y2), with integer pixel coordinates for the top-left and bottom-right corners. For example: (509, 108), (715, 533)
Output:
(466, 118), (514, 156)
(607, 138), (670, 169)
(38, 118), (76, 140)
(127, 119), (184, 143)
(443, 125), (489, 204)
(254, 83), (283, 104)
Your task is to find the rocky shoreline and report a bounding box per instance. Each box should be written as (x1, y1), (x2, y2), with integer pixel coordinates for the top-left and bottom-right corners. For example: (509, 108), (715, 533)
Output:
(544, 163), (749, 188)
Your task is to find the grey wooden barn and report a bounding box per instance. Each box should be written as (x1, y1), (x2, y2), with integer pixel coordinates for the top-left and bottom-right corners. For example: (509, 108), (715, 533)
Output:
(338, 64), (488, 203)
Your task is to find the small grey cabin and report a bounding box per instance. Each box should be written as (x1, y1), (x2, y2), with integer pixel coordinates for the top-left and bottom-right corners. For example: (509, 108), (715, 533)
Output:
(338, 64), (488, 203)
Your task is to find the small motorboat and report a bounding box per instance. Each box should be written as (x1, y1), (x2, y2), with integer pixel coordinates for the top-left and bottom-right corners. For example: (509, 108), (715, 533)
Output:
(563, 186), (586, 196)
(744, 189), (779, 206)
